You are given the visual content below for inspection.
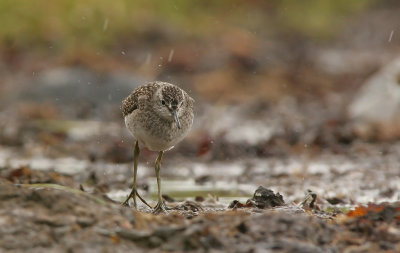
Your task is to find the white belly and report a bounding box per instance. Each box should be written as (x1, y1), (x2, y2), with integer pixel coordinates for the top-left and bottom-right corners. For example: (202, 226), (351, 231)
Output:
(124, 112), (190, 151)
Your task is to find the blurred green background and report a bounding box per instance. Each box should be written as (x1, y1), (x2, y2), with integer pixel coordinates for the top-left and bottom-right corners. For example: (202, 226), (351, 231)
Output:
(3, 0), (398, 105)
(1, 0), (400, 160)
(0, 0), (376, 52)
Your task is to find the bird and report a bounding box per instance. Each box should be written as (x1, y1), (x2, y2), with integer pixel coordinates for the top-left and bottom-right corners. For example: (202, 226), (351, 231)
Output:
(121, 81), (194, 214)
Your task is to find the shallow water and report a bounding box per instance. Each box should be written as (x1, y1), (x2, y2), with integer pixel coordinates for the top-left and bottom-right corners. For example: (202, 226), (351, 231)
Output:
(2, 142), (399, 211)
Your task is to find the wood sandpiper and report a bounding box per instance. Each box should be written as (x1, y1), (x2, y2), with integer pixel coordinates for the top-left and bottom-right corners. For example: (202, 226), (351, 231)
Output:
(121, 81), (194, 214)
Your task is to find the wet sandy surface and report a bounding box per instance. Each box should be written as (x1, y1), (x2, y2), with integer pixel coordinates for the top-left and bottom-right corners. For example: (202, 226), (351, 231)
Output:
(1, 175), (399, 252)
(1, 127), (400, 252)
(1, 62), (400, 252)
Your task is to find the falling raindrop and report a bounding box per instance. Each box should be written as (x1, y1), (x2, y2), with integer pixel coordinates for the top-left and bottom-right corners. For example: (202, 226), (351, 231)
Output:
(388, 30), (394, 42)
(168, 49), (175, 62)
(103, 18), (109, 31)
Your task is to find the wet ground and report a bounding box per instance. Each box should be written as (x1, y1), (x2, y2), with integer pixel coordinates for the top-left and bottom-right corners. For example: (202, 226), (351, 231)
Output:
(1, 2), (400, 251)
(1, 69), (400, 252)
(1, 167), (399, 252)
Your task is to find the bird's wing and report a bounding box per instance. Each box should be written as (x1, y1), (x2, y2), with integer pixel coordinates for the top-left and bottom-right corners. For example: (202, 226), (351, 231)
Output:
(121, 83), (160, 117)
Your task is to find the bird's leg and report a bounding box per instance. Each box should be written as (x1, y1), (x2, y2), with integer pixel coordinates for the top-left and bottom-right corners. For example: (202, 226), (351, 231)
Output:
(122, 140), (140, 208)
(152, 151), (169, 214)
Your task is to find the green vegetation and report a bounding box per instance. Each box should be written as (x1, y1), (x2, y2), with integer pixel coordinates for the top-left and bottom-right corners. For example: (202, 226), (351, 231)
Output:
(277, 0), (376, 38)
(0, 0), (377, 54)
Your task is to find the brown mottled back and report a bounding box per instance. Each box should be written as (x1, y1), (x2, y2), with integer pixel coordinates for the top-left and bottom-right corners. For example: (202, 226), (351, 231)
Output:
(121, 82), (160, 117)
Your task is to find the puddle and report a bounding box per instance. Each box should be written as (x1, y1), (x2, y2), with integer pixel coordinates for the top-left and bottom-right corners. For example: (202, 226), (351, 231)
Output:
(107, 178), (253, 207)
(1, 155), (89, 175)
(2, 144), (399, 212)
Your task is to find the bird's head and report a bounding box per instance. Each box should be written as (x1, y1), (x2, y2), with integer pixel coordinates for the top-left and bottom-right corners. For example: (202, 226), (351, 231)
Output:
(153, 84), (185, 129)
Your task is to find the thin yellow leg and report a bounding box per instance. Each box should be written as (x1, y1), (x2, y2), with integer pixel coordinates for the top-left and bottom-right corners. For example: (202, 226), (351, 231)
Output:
(122, 140), (140, 208)
(152, 151), (168, 214)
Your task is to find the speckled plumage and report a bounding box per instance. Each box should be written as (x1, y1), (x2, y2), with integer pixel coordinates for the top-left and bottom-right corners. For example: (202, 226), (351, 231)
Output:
(122, 81), (194, 151)
(121, 81), (194, 212)
(122, 83), (160, 117)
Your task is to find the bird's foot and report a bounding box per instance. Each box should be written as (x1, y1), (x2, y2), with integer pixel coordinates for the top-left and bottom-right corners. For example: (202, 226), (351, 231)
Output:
(121, 188), (137, 209)
(152, 201), (169, 214)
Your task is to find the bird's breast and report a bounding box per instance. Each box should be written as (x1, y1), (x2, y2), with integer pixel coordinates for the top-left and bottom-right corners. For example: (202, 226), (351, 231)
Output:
(124, 110), (193, 151)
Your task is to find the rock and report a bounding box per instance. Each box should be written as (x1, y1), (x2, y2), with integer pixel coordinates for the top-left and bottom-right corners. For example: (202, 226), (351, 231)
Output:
(228, 186), (285, 209)
(348, 57), (400, 139)
(252, 186), (285, 209)
(349, 58), (400, 122)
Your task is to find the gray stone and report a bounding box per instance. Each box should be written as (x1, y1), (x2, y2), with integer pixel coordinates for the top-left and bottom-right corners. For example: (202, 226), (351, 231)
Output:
(348, 57), (400, 123)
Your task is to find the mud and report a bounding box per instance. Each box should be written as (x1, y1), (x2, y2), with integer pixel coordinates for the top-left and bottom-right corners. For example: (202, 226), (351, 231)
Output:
(1, 179), (399, 252)
(1, 4), (400, 251)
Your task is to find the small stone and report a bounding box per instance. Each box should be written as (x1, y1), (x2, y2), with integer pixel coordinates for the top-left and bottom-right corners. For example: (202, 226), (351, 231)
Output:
(252, 186), (285, 209)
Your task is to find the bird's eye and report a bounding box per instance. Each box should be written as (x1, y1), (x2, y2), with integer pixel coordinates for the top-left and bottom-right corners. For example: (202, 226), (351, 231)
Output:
(161, 100), (166, 105)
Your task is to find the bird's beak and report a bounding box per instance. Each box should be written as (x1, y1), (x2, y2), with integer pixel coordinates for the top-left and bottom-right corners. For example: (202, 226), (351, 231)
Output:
(171, 110), (181, 129)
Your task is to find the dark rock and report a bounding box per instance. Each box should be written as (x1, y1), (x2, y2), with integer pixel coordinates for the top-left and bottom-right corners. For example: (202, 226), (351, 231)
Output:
(252, 186), (285, 208)
(228, 186), (284, 209)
